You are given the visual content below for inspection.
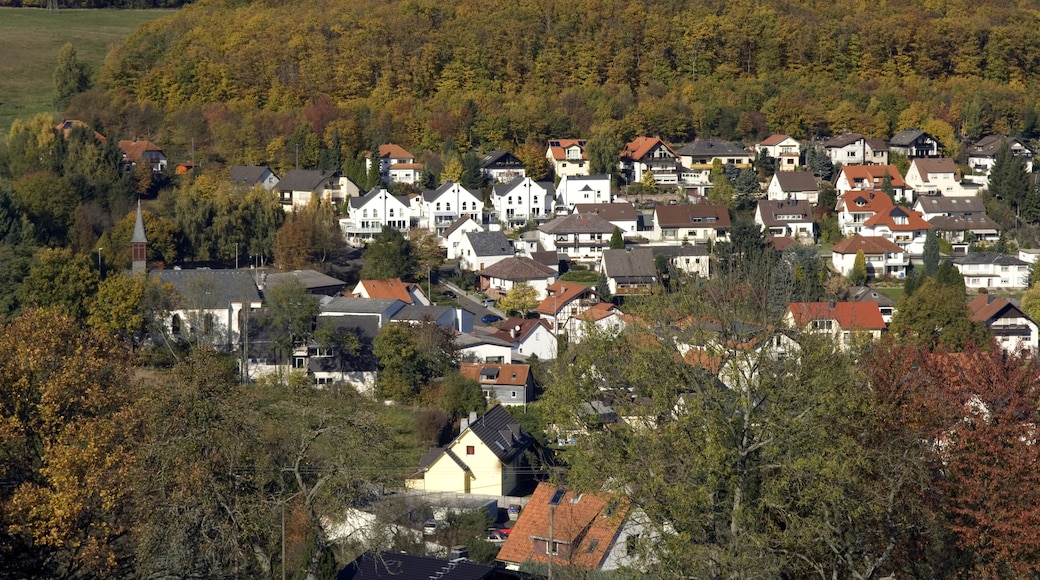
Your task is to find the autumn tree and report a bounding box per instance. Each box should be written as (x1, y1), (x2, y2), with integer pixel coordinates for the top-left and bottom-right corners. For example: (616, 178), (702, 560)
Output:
(53, 43), (92, 108)
(0, 310), (138, 578)
(261, 278), (320, 371)
(87, 272), (174, 346)
(373, 319), (457, 401)
(497, 283), (538, 316)
(273, 200), (342, 270)
(19, 247), (98, 322)
(888, 278), (990, 350)
(360, 226), (415, 280)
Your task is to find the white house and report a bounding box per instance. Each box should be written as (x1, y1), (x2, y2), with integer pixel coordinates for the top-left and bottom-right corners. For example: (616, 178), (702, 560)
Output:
(568, 303), (627, 344)
(785, 301), (887, 350)
(546, 139), (589, 178)
(153, 269), (262, 351)
(968, 294), (1039, 354)
(834, 165), (911, 202)
(952, 253), (1031, 290)
(888, 129), (940, 158)
(275, 170), (352, 210)
(455, 332), (514, 364)
(443, 216), (485, 257)
(420, 181), (484, 235)
(835, 190), (895, 236)
(341, 188), (411, 245)
(860, 206), (932, 254)
(822, 134), (889, 166)
(366, 143), (418, 185)
(677, 139), (754, 171)
(619, 136), (680, 185)
(967, 135), (1034, 176)
(480, 150), (526, 184)
(755, 134), (801, 171)
(537, 213), (615, 262)
(534, 281), (600, 333)
(650, 204), (731, 244)
(766, 171), (819, 204)
(490, 177), (555, 228)
(476, 256), (557, 300)
(487, 318), (558, 361)
(830, 234), (908, 279)
(556, 174), (612, 210)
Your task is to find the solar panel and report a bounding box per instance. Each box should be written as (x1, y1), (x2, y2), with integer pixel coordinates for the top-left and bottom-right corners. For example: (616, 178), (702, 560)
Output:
(549, 488), (566, 506)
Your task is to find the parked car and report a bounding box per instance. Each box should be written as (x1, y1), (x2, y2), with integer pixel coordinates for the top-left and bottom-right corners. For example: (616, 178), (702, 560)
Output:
(484, 531), (507, 545)
(442, 290), (457, 299)
(481, 314), (503, 324)
(488, 526), (513, 537)
(423, 519), (441, 535)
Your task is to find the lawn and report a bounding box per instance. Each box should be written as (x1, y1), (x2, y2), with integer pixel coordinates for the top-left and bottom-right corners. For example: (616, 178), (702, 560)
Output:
(0, 7), (173, 132)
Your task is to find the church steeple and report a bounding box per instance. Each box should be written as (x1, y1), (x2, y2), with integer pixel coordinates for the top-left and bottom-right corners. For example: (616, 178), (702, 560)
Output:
(131, 199), (147, 275)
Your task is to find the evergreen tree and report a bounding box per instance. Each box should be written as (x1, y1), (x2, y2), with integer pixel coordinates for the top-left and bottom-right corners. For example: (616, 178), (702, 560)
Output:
(881, 171), (895, 201)
(849, 250), (868, 285)
(596, 271), (611, 300)
(923, 229), (940, 276)
(755, 148), (775, 180)
(988, 141), (1030, 214)
(459, 152), (484, 189)
(609, 226), (625, 249)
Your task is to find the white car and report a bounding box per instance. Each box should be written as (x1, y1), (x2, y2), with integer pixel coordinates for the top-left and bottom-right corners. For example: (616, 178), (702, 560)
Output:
(423, 520), (441, 535)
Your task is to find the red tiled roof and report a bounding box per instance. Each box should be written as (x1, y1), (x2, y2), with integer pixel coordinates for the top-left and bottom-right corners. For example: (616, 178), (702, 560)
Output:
(354, 279), (415, 303)
(55, 119), (107, 147)
(577, 302), (620, 321)
(840, 165), (908, 188)
(838, 190), (894, 214)
(619, 136), (676, 161)
(863, 207), (931, 231)
(459, 363), (530, 386)
(788, 302), (886, 330)
(967, 294), (1028, 324)
(767, 236), (798, 251)
(377, 143), (413, 159)
(831, 234), (904, 255)
(546, 139), (587, 161)
(759, 133), (792, 146)
(487, 318), (552, 343)
(535, 281), (596, 315)
(496, 482), (629, 570)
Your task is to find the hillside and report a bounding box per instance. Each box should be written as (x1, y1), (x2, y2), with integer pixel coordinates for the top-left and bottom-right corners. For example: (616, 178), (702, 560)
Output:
(81, 0), (1040, 170)
(0, 8), (174, 132)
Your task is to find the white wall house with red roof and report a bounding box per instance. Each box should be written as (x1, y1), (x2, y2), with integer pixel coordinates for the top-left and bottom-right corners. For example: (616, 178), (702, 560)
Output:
(755, 134), (801, 171)
(545, 139), (589, 177)
(860, 206), (932, 254)
(784, 302), (886, 350)
(830, 235), (909, 279)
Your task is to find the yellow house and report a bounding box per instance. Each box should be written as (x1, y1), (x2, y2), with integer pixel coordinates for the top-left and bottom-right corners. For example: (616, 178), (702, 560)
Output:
(407, 405), (535, 496)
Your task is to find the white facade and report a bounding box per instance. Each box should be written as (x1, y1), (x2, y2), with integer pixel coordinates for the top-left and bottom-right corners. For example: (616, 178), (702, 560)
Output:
(556, 174), (613, 210)
(420, 182), (484, 235)
(490, 177), (555, 228)
(341, 189), (411, 245)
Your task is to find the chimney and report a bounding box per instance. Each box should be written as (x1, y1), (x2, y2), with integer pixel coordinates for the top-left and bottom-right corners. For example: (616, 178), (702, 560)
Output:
(460, 418), (469, 432)
(469, 411), (478, 424)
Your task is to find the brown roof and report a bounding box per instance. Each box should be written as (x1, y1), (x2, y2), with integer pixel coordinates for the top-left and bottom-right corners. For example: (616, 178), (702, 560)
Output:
(654, 204), (731, 229)
(839, 165), (908, 189)
(912, 158), (959, 180)
(487, 318), (553, 343)
(577, 302), (621, 321)
(831, 234), (904, 255)
(863, 207), (931, 231)
(538, 213), (616, 235)
(759, 133), (792, 146)
(117, 139), (164, 162)
(459, 363), (531, 386)
(546, 139), (587, 161)
(572, 202), (637, 222)
(774, 171), (818, 192)
(496, 482), (629, 570)
(756, 200), (813, 226)
(967, 294), (1030, 324)
(376, 143), (413, 159)
(767, 236), (799, 251)
(478, 257), (557, 281)
(55, 119), (107, 147)
(788, 302), (886, 330)
(535, 281), (597, 315)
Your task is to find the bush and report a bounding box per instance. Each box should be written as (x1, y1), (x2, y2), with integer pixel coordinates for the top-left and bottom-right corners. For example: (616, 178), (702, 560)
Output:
(415, 408), (451, 446)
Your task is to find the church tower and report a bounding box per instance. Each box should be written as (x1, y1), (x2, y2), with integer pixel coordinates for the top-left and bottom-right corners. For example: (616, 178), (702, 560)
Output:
(131, 200), (148, 275)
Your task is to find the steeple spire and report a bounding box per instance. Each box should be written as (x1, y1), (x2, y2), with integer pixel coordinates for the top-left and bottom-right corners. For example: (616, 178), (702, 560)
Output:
(131, 199), (147, 275)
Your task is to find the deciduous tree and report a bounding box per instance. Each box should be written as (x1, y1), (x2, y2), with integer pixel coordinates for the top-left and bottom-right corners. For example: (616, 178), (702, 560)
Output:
(360, 226), (415, 280)
(497, 282), (538, 316)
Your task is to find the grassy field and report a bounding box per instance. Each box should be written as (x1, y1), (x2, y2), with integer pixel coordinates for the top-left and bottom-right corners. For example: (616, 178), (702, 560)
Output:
(0, 7), (173, 132)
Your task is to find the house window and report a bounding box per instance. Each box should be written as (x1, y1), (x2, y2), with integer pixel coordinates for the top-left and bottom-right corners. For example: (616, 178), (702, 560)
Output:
(363, 209), (369, 218)
(446, 202), (451, 211)
(511, 391), (517, 398)
(293, 357), (305, 369)
(372, 209), (378, 218)
(811, 320), (833, 331)
(436, 203), (441, 211)
(466, 446), (475, 455)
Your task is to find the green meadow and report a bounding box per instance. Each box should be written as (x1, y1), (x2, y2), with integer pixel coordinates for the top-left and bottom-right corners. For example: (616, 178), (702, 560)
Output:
(0, 7), (172, 132)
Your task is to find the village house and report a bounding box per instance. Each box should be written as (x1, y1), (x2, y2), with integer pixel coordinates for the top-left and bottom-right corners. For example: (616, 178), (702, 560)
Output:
(822, 133), (889, 166)
(490, 177), (556, 228)
(753, 200), (815, 243)
(556, 174), (613, 210)
(967, 294), (1039, 354)
(56, 119), (107, 147)
(456, 231), (514, 272)
(454, 332), (514, 364)
(650, 245), (711, 279)
(835, 190), (894, 236)
(847, 285), (898, 324)
(914, 195), (999, 252)
(860, 206), (932, 254)
(546, 139), (589, 177)
(460, 363), (535, 407)
(572, 202), (639, 238)
(407, 405), (536, 496)
(497, 483), (640, 572)
(351, 278), (430, 305)
(230, 165), (281, 191)
(830, 234), (909, 279)
(567, 303), (627, 343)
(480, 150), (526, 184)
(366, 143), (420, 185)
(887, 128), (940, 158)
(755, 134), (801, 171)
(153, 269), (262, 350)
(650, 204), (731, 244)
(967, 135), (1034, 176)
(834, 165), (911, 202)
(904, 158), (966, 197)
(264, 269), (347, 296)
(619, 136), (680, 185)
(443, 216), (486, 256)
(535, 281), (600, 332)
(487, 318), (558, 361)
(765, 171), (819, 203)
(784, 301), (887, 350)
(341, 188), (411, 245)
(419, 181), (484, 235)
(952, 253), (1031, 290)
(275, 169), (351, 210)
(537, 213), (615, 263)
(118, 138), (167, 173)
(476, 257), (557, 300)
(601, 248), (657, 296)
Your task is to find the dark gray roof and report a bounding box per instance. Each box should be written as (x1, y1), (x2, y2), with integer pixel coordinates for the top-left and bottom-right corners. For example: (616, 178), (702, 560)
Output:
(602, 248), (656, 280)
(774, 171), (818, 192)
(320, 297), (404, 314)
(675, 139), (750, 157)
(230, 165), (275, 185)
(491, 176), (555, 197)
(391, 304), (453, 322)
(847, 285), (897, 307)
(756, 200), (813, 226)
(823, 133), (866, 148)
(465, 231), (513, 257)
(538, 212), (615, 235)
(442, 216), (478, 238)
(454, 332), (513, 349)
(572, 202), (637, 221)
(153, 269), (260, 309)
(266, 270), (346, 292)
(952, 252), (1028, 266)
(337, 551), (496, 580)
(276, 169), (337, 193)
(916, 195), (985, 214)
(348, 187), (410, 210)
(889, 129), (930, 147)
(308, 316), (380, 373)
(528, 250), (561, 267)
(422, 181), (481, 203)
(467, 404), (534, 463)
(970, 135), (1032, 157)
(479, 150), (523, 169)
